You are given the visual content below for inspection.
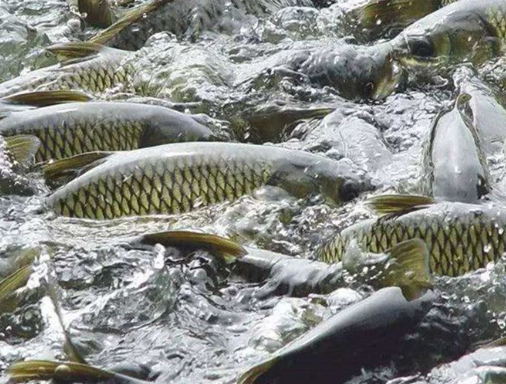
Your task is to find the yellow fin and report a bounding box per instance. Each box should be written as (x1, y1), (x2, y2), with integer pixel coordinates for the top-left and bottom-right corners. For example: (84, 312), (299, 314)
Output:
(4, 135), (41, 166)
(134, 231), (246, 263)
(2, 90), (92, 107)
(43, 151), (112, 182)
(237, 358), (277, 384)
(47, 42), (107, 62)
(383, 239), (432, 301)
(357, 0), (437, 30)
(367, 194), (435, 217)
(0, 265), (33, 309)
(90, 0), (173, 46)
(7, 360), (115, 383)
(78, 0), (116, 28)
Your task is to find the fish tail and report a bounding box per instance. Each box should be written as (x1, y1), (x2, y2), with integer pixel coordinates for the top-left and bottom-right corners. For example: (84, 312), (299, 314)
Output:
(130, 231), (247, 263)
(0, 265), (33, 306)
(89, 0), (174, 46)
(383, 239), (432, 300)
(4, 135), (41, 167)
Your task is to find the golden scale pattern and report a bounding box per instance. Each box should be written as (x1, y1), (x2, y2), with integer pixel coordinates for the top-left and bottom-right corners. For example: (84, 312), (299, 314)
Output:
(55, 157), (273, 219)
(318, 213), (506, 277)
(19, 120), (144, 163)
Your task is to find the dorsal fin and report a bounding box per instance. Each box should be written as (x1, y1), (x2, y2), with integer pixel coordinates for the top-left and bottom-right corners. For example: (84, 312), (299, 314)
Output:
(90, 0), (173, 46)
(43, 151), (113, 183)
(131, 230), (246, 263)
(4, 135), (41, 167)
(2, 90), (91, 107)
(367, 194), (435, 218)
(47, 42), (107, 62)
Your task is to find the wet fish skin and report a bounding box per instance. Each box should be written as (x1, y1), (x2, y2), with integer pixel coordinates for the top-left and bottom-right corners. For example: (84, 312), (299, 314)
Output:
(351, 0), (460, 42)
(0, 46), (131, 99)
(0, 102), (216, 163)
(453, 66), (506, 153)
(102, 0), (314, 50)
(238, 287), (435, 384)
(421, 94), (490, 203)
(317, 202), (506, 277)
(391, 0), (506, 70)
(277, 42), (405, 100)
(46, 142), (371, 219)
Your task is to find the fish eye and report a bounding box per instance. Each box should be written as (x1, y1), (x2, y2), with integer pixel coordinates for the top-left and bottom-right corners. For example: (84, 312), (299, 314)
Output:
(409, 38), (435, 58)
(364, 82), (375, 96)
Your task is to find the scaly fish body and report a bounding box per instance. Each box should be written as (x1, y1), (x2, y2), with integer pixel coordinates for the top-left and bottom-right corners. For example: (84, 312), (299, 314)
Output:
(353, 0), (460, 41)
(46, 142), (371, 219)
(421, 94), (490, 202)
(0, 102), (215, 163)
(391, 0), (506, 69)
(0, 47), (131, 98)
(317, 202), (506, 277)
(104, 0), (314, 51)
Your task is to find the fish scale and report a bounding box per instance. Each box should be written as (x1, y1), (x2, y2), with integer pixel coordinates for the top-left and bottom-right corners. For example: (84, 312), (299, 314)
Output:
(316, 202), (506, 277)
(47, 142), (371, 220)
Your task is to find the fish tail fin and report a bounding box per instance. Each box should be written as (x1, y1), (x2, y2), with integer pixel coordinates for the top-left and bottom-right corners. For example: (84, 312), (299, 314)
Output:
(0, 265), (33, 305)
(384, 239), (432, 301)
(367, 194), (435, 218)
(131, 231), (246, 263)
(46, 42), (108, 61)
(43, 151), (113, 183)
(78, 0), (116, 28)
(7, 360), (115, 383)
(237, 359), (277, 384)
(4, 135), (41, 167)
(2, 90), (92, 107)
(358, 0), (438, 30)
(90, 0), (172, 45)
(45, 275), (88, 364)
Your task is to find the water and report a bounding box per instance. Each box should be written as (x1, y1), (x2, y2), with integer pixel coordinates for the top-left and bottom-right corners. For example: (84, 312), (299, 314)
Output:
(1, 0), (506, 383)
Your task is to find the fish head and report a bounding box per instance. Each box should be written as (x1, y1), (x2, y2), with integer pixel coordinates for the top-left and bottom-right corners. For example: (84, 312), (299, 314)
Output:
(303, 43), (406, 100)
(392, 12), (501, 71)
(316, 159), (374, 205)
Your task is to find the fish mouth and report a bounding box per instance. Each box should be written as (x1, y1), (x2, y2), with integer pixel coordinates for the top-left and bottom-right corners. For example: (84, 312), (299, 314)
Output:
(372, 60), (407, 100)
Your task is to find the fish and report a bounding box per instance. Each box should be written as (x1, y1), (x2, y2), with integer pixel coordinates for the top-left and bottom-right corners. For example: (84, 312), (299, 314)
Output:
(0, 99), (217, 163)
(234, 239), (431, 298)
(352, 0), (460, 42)
(240, 102), (334, 143)
(44, 142), (372, 219)
(269, 42), (406, 100)
(0, 43), (132, 99)
(91, 0), (314, 51)
(317, 195), (506, 277)
(390, 0), (506, 70)
(420, 93), (490, 203)
(237, 286), (435, 384)
(453, 66), (506, 153)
